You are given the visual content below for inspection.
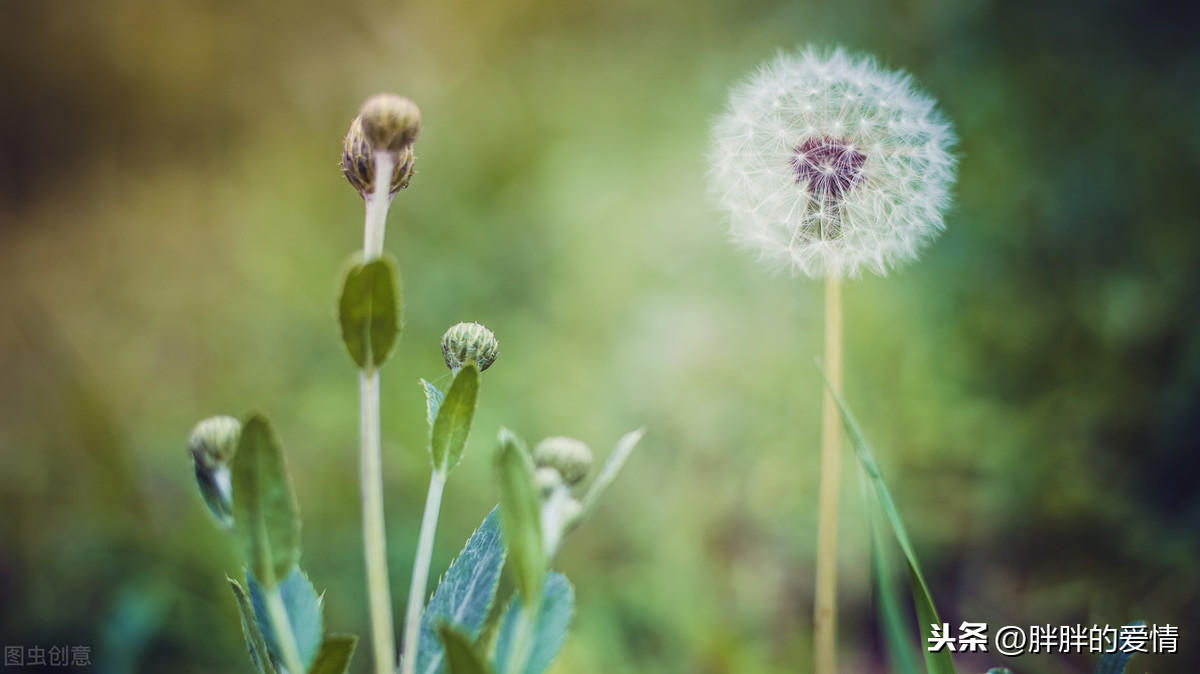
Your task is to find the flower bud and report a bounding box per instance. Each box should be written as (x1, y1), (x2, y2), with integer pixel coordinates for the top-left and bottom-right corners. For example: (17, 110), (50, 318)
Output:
(532, 436), (593, 486)
(188, 415), (241, 529)
(560, 498), (583, 530)
(441, 322), (499, 374)
(359, 94), (421, 153)
(341, 115), (416, 198)
(534, 466), (563, 496)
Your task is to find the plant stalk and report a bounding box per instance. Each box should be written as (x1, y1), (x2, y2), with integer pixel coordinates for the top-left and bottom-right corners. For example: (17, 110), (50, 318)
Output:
(364, 151), (395, 259)
(400, 471), (448, 674)
(814, 275), (843, 674)
(266, 584), (307, 674)
(361, 149), (398, 674)
(361, 369), (395, 674)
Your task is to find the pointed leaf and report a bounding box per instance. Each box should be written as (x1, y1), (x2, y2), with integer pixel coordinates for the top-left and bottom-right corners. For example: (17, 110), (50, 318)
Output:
(229, 577), (277, 674)
(438, 625), (494, 674)
(421, 379), (445, 428)
(338, 254), (402, 370)
(430, 364), (480, 475)
(492, 572), (574, 674)
(233, 413), (301, 588)
(1093, 620), (1144, 674)
(307, 634), (358, 674)
(862, 473), (920, 674)
(495, 429), (544, 608)
(248, 567), (325, 670)
(576, 428), (644, 524)
(416, 507), (507, 674)
(818, 369), (957, 674)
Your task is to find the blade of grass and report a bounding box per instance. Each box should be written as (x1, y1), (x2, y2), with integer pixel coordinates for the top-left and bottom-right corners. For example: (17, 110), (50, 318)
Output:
(819, 364), (956, 674)
(859, 466), (921, 674)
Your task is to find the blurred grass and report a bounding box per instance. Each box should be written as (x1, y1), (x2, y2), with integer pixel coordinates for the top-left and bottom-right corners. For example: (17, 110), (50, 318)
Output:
(2, 0), (1199, 672)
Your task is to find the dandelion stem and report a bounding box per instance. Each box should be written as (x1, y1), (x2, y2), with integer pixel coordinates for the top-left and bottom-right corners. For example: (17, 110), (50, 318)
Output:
(400, 471), (447, 674)
(361, 149), (397, 674)
(266, 583), (307, 674)
(814, 275), (843, 674)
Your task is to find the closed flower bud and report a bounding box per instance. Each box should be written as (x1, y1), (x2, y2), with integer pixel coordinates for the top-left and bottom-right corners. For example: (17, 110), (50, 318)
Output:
(359, 94), (421, 153)
(560, 498), (583, 530)
(533, 436), (593, 486)
(341, 115), (416, 198)
(441, 322), (499, 374)
(187, 415), (241, 529)
(534, 466), (563, 496)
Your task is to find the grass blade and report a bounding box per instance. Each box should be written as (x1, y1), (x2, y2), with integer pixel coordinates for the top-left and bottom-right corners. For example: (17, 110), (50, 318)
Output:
(819, 367), (956, 674)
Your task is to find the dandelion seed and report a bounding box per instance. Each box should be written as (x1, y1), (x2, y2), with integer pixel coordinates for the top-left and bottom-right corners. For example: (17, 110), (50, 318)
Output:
(708, 46), (956, 278)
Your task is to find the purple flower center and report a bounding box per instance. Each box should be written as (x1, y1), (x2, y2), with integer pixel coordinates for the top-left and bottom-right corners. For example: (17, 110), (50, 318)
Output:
(791, 137), (867, 199)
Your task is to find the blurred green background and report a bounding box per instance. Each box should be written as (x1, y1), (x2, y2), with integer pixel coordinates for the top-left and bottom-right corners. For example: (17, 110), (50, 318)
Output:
(1, 1), (1197, 672)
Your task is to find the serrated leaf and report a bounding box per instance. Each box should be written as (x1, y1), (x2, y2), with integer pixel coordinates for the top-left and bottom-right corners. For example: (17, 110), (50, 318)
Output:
(1093, 621), (1144, 674)
(438, 625), (493, 674)
(492, 572), (574, 674)
(338, 255), (402, 370)
(233, 413), (300, 588)
(307, 634), (357, 674)
(430, 364), (480, 475)
(421, 379), (445, 428)
(576, 428), (644, 524)
(495, 429), (544, 608)
(248, 567), (324, 670)
(229, 577), (277, 674)
(416, 507), (506, 674)
(818, 369), (956, 674)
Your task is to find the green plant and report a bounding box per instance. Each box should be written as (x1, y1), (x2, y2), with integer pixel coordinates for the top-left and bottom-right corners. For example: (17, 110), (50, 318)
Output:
(187, 94), (642, 674)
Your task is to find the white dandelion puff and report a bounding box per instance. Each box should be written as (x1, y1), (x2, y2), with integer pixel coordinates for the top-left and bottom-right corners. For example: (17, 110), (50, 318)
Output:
(708, 46), (957, 279)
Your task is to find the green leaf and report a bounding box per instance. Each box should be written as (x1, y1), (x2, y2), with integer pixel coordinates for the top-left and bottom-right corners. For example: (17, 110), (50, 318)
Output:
(863, 474), (920, 674)
(421, 379), (445, 428)
(337, 254), (402, 370)
(492, 573), (574, 674)
(818, 370), (957, 674)
(416, 507), (506, 674)
(1093, 620), (1144, 674)
(248, 567), (325, 670)
(495, 429), (544, 608)
(233, 413), (301, 588)
(430, 364), (480, 475)
(438, 625), (494, 674)
(228, 577), (277, 674)
(307, 634), (357, 674)
(576, 428), (644, 525)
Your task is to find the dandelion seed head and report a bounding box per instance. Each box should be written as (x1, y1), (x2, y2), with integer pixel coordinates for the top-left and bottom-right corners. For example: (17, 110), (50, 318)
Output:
(708, 46), (957, 279)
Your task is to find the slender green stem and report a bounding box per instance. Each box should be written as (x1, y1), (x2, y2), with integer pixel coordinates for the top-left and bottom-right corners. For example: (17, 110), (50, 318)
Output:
(364, 151), (395, 259)
(361, 369), (396, 674)
(503, 596), (538, 674)
(400, 471), (447, 674)
(266, 584), (307, 674)
(814, 276), (843, 674)
(360, 148), (397, 674)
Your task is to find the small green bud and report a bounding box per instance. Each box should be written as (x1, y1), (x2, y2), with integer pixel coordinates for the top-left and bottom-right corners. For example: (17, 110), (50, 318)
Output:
(534, 466), (563, 496)
(359, 93), (421, 153)
(341, 115), (416, 198)
(532, 436), (593, 486)
(188, 415), (242, 529)
(441, 322), (499, 374)
(561, 498), (583, 529)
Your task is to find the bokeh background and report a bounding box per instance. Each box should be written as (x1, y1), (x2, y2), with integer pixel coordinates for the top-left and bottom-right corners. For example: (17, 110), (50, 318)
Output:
(2, 1), (1197, 672)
